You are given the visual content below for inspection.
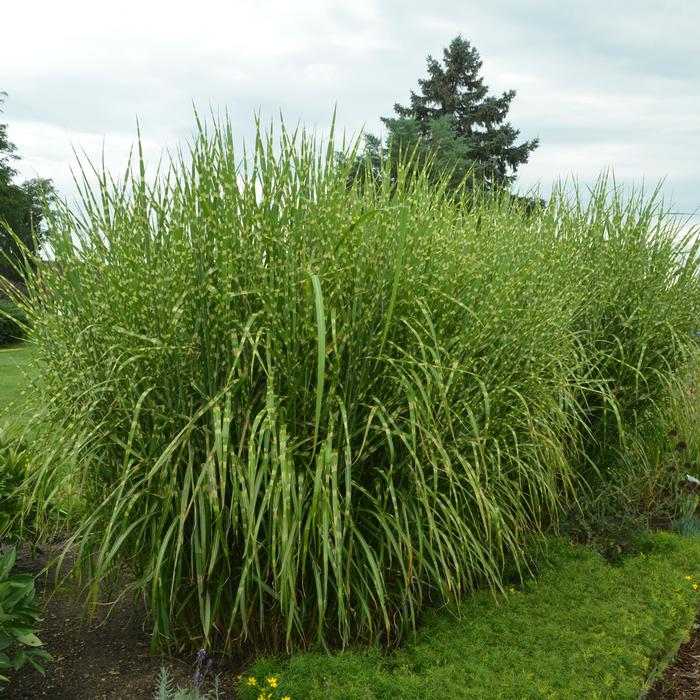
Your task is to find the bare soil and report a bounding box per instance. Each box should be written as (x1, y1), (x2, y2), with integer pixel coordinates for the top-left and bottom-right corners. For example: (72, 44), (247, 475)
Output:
(4, 545), (240, 699)
(648, 610), (700, 699)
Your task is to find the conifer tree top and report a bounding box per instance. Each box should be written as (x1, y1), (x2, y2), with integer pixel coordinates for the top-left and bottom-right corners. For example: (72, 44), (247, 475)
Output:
(383, 35), (539, 187)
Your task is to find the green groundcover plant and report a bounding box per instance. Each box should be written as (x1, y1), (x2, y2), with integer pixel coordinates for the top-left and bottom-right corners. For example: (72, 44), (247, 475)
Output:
(6, 114), (700, 654)
(238, 533), (700, 699)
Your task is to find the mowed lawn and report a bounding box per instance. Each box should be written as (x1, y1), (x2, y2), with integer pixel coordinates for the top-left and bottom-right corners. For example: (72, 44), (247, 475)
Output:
(0, 344), (36, 429)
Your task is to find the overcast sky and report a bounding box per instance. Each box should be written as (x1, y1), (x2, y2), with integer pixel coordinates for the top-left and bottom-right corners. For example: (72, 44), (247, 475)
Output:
(2, 0), (699, 226)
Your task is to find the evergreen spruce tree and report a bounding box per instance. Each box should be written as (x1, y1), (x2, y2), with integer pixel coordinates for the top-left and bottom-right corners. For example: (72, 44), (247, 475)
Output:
(357, 36), (539, 194)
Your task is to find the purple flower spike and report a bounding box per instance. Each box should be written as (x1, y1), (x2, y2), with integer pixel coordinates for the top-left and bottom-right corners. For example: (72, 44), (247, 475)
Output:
(207, 657), (215, 669)
(196, 649), (206, 662)
(194, 670), (203, 686)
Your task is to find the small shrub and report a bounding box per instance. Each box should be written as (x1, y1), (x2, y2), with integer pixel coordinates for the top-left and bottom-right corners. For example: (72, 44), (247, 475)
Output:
(0, 547), (51, 686)
(0, 300), (27, 346)
(152, 669), (220, 700)
(560, 495), (649, 564)
(152, 656), (221, 700)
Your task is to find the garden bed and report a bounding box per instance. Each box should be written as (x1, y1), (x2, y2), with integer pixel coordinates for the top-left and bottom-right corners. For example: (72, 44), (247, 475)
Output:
(7, 533), (700, 698)
(3, 544), (240, 699)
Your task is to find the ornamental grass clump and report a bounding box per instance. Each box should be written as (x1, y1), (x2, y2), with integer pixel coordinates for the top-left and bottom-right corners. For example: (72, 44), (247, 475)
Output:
(9, 114), (700, 654)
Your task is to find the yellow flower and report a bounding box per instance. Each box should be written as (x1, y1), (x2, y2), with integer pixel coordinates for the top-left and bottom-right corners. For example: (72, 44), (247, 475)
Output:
(509, 586), (517, 594)
(639, 552), (646, 559)
(257, 694), (271, 700)
(267, 676), (279, 688)
(247, 677), (258, 686)
(685, 575), (692, 581)
(693, 583), (699, 590)
(282, 696), (292, 700)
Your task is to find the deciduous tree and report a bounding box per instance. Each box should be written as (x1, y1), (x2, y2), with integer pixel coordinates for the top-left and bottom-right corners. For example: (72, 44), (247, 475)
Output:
(0, 92), (55, 283)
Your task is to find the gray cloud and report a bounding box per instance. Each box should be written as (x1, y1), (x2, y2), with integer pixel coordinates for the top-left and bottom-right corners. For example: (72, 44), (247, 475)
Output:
(3, 0), (698, 224)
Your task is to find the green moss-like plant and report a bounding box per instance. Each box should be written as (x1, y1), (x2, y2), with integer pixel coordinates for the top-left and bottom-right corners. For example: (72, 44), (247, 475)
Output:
(238, 533), (700, 699)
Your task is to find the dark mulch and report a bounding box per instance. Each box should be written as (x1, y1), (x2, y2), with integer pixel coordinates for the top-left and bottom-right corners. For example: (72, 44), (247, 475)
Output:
(648, 611), (700, 699)
(4, 545), (240, 699)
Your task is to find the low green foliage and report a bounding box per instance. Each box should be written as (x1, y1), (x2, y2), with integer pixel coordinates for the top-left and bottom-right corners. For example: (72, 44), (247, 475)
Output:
(0, 547), (50, 686)
(671, 513), (700, 537)
(0, 431), (27, 541)
(12, 114), (700, 654)
(239, 533), (700, 699)
(236, 672), (292, 700)
(562, 373), (700, 561)
(0, 301), (26, 347)
(152, 667), (221, 700)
